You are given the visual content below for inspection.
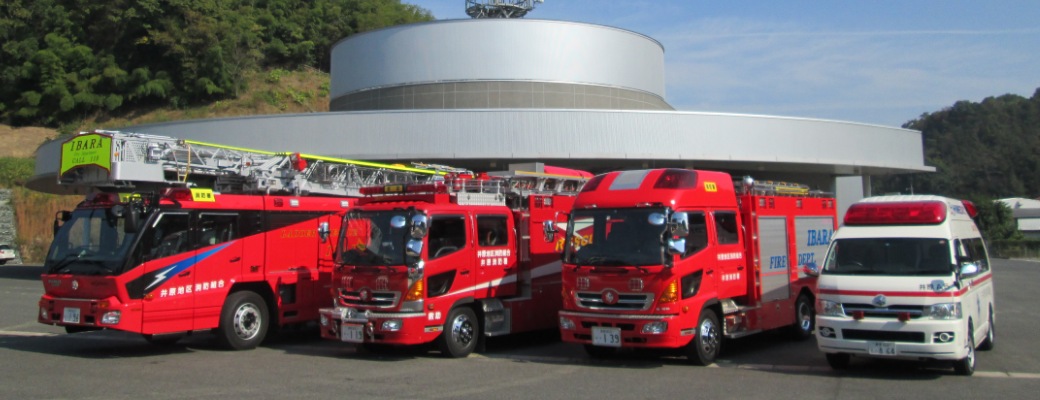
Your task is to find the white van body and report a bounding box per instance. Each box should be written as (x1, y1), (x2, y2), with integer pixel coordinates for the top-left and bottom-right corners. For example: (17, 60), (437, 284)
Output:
(815, 195), (995, 373)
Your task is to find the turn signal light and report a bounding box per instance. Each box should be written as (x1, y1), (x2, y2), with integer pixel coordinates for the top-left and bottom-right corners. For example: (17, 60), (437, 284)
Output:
(658, 280), (679, 304)
(403, 280), (424, 301)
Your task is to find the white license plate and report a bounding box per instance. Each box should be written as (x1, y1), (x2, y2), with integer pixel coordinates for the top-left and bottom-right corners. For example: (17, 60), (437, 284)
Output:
(591, 326), (622, 347)
(341, 324), (364, 343)
(62, 308), (81, 324)
(868, 341), (897, 356)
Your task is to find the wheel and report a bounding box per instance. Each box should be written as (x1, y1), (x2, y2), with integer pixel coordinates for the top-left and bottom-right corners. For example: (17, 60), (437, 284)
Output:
(437, 307), (478, 358)
(826, 353), (851, 369)
(583, 344), (616, 358)
(978, 310), (995, 351)
(789, 294), (815, 341)
(0, 260), (7, 265)
(953, 321), (976, 376)
(143, 333), (183, 346)
(64, 326), (101, 334)
(216, 291), (269, 350)
(684, 309), (721, 365)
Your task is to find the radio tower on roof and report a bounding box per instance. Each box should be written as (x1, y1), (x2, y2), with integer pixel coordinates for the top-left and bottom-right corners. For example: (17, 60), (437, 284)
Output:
(466, 0), (544, 19)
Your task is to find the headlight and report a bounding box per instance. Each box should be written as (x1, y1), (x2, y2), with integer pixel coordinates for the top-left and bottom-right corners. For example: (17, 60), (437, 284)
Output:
(381, 319), (403, 331)
(559, 317), (576, 330)
(100, 311), (121, 325)
(641, 321), (668, 334)
(928, 303), (962, 320)
(817, 299), (845, 316)
(41, 307), (48, 320)
(320, 314), (329, 326)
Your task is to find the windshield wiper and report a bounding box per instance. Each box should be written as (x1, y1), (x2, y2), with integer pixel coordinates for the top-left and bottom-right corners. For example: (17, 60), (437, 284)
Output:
(48, 257), (113, 275)
(48, 255), (81, 274)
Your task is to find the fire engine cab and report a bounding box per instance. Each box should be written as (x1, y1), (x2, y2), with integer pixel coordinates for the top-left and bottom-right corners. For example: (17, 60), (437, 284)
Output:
(319, 164), (588, 357)
(556, 169), (837, 365)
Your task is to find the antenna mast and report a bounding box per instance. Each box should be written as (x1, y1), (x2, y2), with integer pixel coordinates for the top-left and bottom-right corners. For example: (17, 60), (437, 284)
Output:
(466, 0), (544, 19)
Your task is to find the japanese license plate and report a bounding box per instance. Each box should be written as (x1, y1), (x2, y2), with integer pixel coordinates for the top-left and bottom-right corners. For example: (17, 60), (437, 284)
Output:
(341, 324), (364, 343)
(62, 307), (81, 324)
(591, 326), (622, 347)
(867, 341), (897, 356)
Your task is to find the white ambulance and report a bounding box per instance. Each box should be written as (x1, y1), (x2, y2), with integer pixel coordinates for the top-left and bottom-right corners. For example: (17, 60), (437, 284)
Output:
(813, 195), (995, 376)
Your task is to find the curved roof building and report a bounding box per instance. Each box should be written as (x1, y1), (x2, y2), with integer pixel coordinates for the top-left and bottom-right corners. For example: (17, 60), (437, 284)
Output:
(29, 19), (933, 218)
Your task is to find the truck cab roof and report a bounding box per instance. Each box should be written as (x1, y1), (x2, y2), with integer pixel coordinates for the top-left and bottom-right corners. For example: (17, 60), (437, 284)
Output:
(574, 169), (736, 209)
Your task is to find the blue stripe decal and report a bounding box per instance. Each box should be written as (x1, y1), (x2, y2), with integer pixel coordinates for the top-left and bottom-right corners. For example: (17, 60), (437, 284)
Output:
(144, 241), (235, 291)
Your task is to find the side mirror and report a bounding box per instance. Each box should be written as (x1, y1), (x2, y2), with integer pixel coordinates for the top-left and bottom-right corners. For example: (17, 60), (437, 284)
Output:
(542, 220), (558, 243)
(666, 238), (686, 256)
(318, 222), (330, 243)
(391, 215), (407, 229)
(53, 210), (72, 237)
(405, 239), (424, 257)
(648, 213), (666, 226)
(959, 262), (979, 276)
(410, 215), (428, 239)
(124, 207), (140, 234)
(805, 262), (820, 277)
(669, 212), (689, 237)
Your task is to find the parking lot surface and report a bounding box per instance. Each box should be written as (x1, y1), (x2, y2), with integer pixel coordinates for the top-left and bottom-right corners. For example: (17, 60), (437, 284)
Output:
(1, 260), (1038, 399)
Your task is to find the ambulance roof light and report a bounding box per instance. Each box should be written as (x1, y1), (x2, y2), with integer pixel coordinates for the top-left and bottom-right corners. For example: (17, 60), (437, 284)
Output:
(844, 201), (947, 226)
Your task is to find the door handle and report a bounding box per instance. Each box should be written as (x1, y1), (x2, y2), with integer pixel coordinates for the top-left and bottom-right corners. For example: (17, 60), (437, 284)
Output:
(705, 270), (713, 275)
(230, 257), (241, 262)
(737, 266), (745, 271)
(178, 271), (191, 277)
(460, 270), (470, 275)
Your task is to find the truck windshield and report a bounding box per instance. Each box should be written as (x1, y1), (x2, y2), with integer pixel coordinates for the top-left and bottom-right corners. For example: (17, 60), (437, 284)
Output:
(823, 238), (954, 276)
(564, 208), (667, 267)
(45, 208), (138, 275)
(338, 210), (408, 267)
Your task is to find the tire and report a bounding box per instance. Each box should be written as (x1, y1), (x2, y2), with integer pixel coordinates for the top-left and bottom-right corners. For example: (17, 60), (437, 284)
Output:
(143, 333), (183, 346)
(64, 326), (101, 334)
(789, 294), (815, 341)
(0, 260), (7, 265)
(583, 344), (616, 358)
(953, 321), (976, 376)
(978, 310), (995, 351)
(437, 307), (479, 358)
(826, 353), (851, 369)
(684, 308), (721, 365)
(215, 291), (269, 350)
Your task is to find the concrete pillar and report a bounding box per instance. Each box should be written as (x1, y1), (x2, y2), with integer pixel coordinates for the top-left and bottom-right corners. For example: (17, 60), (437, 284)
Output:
(835, 175), (866, 226)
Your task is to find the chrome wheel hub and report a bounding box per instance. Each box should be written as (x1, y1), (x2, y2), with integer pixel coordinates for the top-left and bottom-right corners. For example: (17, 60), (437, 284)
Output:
(451, 314), (474, 347)
(699, 318), (719, 355)
(234, 303), (262, 340)
(799, 302), (813, 331)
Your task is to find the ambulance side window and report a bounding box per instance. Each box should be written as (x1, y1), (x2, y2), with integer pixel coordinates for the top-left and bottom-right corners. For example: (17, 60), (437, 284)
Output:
(683, 212), (709, 259)
(963, 238), (990, 272)
(477, 215), (510, 247)
(199, 213), (238, 248)
(428, 215), (467, 260)
(714, 211), (740, 245)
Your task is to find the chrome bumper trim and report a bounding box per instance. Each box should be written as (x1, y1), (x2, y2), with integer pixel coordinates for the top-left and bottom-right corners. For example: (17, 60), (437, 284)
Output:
(559, 310), (677, 320)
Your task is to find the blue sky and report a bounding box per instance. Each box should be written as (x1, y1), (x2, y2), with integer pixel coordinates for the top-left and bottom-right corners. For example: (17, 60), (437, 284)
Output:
(409, 1), (1040, 127)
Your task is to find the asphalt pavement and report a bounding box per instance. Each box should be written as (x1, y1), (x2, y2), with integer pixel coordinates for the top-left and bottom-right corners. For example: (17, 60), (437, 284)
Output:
(1, 260), (1038, 399)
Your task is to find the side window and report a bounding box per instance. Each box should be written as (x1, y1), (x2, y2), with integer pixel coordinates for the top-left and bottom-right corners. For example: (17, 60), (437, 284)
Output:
(683, 212), (709, 258)
(428, 215), (467, 260)
(143, 213), (191, 260)
(966, 238), (990, 272)
(199, 213), (238, 247)
(477, 215), (510, 247)
(714, 211), (740, 245)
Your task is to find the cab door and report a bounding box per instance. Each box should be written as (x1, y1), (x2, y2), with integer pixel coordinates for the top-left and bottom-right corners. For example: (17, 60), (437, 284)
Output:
(424, 214), (472, 298)
(676, 211), (716, 296)
(265, 209), (321, 323)
(315, 212), (344, 310)
(192, 212), (242, 329)
(139, 212), (195, 334)
(475, 214), (517, 297)
(713, 210), (747, 298)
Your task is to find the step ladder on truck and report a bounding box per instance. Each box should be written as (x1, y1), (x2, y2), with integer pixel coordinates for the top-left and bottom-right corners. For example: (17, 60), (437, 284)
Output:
(554, 169), (837, 364)
(319, 164), (591, 357)
(39, 130), (457, 349)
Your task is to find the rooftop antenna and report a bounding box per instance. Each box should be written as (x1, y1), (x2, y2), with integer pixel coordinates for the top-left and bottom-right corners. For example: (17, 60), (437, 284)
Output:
(466, 0), (544, 19)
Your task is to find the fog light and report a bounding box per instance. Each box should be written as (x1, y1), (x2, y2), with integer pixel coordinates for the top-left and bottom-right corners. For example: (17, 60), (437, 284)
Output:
(40, 307), (48, 320)
(100, 311), (120, 325)
(642, 321), (668, 334)
(381, 319), (403, 331)
(320, 314), (329, 326)
(559, 317), (576, 330)
(818, 327), (835, 338)
(934, 332), (955, 343)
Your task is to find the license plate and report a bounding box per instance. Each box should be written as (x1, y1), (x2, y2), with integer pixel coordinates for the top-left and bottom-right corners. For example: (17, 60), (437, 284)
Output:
(62, 308), (81, 324)
(867, 341), (897, 356)
(591, 326), (622, 347)
(341, 324), (364, 343)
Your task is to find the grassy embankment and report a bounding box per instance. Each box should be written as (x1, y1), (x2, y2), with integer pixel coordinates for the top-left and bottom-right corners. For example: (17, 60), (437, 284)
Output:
(2, 69), (330, 263)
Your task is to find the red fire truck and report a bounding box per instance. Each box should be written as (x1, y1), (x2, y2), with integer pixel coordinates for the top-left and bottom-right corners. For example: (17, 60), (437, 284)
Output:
(555, 169), (837, 364)
(38, 131), (444, 349)
(318, 164), (588, 357)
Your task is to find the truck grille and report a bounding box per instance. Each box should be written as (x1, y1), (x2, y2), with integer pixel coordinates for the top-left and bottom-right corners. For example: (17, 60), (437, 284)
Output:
(575, 291), (653, 311)
(337, 289), (399, 308)
(841, 329), (926, 343)
(843, 303), (927, 320)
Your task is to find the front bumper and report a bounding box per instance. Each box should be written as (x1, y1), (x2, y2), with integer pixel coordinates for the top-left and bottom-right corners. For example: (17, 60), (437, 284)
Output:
(816, 315), (970, 361)
(38, 295), (141, 333)
(318, 307), (440, 345)
(558, 310), (688, 348)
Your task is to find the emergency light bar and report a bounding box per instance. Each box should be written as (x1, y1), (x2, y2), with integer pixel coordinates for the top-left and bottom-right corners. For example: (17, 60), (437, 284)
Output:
(844, 201), (947, 226)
